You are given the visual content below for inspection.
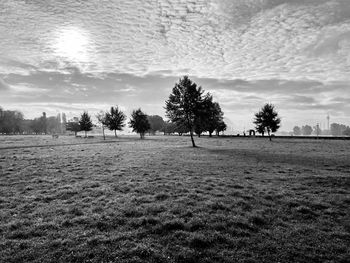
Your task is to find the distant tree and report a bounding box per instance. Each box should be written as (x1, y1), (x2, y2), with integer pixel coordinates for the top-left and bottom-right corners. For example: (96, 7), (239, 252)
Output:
(30, 118), (42, 134)
(165, 76), (209, 147)
(129, 108), (150, 139)
(22, 119), (34, 134)
(174, 120), (190, 136)
(254, 103), (281, 141)
(215, 120), (227, 136)
(293, 126), (301, 136)
(79, 112), (93, 137)
(162, 121), (189, 135)
(301, 125), (313, 135)
(343, 127), (350, 136)
(0, 109), (24, 134)
(330, 123), (347, 136)
(105, 106), (126, 137)
(66, 119), (81, 136)
(162, 121), (176, 135)
(96, 111), (108, 140)
(147, 115), (165, 135)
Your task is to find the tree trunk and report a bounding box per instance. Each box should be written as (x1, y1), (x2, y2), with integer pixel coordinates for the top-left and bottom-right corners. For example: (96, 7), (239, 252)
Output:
(74, 131), (77, 137)
(114, 130), (117, 137)
(268, 130), (271, 141)
(190, 131), (196, 147)
(102, 127), (105, 140)
(85, 130), (87, 138)
(209, 132), (212, 137)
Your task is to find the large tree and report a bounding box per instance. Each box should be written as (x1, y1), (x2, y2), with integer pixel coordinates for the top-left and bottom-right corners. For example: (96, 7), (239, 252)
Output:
(165, 76), (209, 147)
(254, 103), (281, 141)
(129, 108), (150, 139)
(105, 106), (126, 137)
(79, 111), (93, 138)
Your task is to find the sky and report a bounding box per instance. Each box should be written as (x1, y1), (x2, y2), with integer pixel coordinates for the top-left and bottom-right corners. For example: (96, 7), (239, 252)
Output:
(0, 0), (349, 132)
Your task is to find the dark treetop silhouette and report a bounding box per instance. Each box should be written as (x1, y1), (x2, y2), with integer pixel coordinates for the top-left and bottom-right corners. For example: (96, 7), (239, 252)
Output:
(254, 103), (281, 141)
(165, 76), (211, 147)
(129, 108), (150, 139)
(79, 111), (93, 138)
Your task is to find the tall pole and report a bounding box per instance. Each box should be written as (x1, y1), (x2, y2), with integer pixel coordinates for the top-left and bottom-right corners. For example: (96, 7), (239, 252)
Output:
(327, 114), (330, 131)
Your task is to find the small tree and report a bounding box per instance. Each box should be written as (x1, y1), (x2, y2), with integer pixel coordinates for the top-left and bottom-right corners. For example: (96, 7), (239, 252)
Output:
(165, 76), (208, 147)
(79, 111), (93, 138)
(215, 121), (227, 136)
(301, 125), (313, 135)
(96, 111), (108, 140)
(293, 126), (301, 136)
(129, 108), (150, 139)
(66, 120), (81, 136)
(105, 106), (126, 137)
(254, 103), (281, 141)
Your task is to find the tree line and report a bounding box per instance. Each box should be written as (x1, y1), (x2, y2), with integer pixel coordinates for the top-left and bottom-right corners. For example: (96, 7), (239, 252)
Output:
(4, 75), (329, 147)
(292, 123), (350, 136)
(0, 108), (67, 135)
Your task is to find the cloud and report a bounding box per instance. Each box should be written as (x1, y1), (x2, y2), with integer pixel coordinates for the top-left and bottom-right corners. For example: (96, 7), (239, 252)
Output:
(0, 0), (349, 82)
(0, 78), (10, 90)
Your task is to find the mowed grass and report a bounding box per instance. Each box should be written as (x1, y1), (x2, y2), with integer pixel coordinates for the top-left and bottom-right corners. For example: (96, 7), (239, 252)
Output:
(0, 135), (349, 263)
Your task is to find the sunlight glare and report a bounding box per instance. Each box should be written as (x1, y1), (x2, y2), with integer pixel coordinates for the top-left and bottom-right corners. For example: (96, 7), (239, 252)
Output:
(54, 27), (90, 62)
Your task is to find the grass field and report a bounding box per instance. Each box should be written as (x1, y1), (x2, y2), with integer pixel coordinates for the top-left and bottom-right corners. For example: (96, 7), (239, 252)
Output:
(0, 135), (349, 263)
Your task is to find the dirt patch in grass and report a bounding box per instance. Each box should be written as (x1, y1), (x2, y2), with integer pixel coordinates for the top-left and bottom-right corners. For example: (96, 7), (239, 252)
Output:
(0, 135), (349, 262)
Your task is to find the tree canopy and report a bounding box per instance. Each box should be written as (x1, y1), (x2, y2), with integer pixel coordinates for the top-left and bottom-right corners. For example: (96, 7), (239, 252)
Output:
(165, 76), (208, 147)
(293, 126), (301, 136)
(147, 115), (165, 135)
(254, 103), (281, 141)
(129, 108), (150, 139)
(79, 111), (93, 137)
(301, 125), (312, 135)
(105, 106), (126, 137)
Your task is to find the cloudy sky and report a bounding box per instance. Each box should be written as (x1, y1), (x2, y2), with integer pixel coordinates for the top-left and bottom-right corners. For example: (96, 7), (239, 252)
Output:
(0, 0), (349, 132)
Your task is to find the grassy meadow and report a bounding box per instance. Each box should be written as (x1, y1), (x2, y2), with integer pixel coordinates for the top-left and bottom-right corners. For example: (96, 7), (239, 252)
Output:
(0, 135), (349, 262)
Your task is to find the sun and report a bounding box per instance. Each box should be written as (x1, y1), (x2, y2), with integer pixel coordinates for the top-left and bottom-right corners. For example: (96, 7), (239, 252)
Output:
(53, 27), (90, 62)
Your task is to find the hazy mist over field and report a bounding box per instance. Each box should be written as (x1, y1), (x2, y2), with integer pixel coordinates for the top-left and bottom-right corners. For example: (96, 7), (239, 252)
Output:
(0, 0), (349, 130)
